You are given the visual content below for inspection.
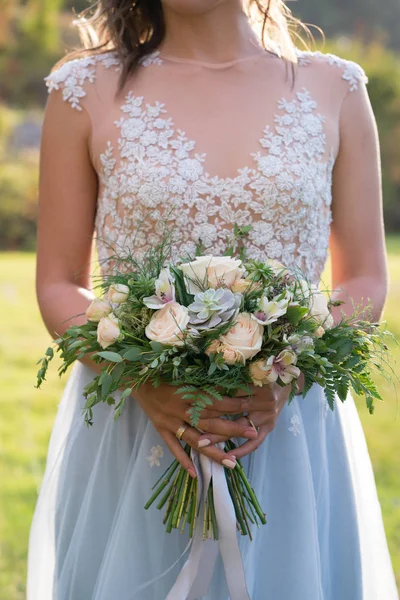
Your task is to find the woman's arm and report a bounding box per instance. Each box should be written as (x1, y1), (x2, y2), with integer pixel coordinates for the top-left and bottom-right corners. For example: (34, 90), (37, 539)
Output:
(36, 89), (97, 336)
(36, 86), (256, 473)
(329, 80), (388, 322)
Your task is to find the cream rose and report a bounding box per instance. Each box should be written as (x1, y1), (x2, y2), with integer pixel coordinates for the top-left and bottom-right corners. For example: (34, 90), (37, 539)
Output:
(221, 344), (246, 365)
(108, 283), (130, 304)
(205, 339), (221, 356)
(86, 298), (112, 322)
(97, 314), (121, 349)
(145, 302), (190, 346)
(314, 326), (325, 338)
(231, 277), (263, 294)
(249, 359), (272, 387)
(179, 256), (245, 294)
(219, 312), (263, 363)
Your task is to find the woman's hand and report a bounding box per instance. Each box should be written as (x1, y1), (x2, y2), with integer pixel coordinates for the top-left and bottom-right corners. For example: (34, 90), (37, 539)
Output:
(134, 382), (259, 477)
(197, 374), (305, 460)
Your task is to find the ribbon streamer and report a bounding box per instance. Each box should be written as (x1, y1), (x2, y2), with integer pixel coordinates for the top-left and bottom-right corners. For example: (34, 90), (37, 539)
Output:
(166, 447), (251, 600)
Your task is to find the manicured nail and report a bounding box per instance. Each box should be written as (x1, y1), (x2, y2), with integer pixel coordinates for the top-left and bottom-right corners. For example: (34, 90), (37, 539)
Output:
(244, 428), (258, 438)
(198, 438), (211, 448)
(222, 458), (237, 470)
(187, 468), (197, 478)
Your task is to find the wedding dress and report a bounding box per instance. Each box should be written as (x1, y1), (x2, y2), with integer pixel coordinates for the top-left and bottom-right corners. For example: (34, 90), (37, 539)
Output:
(27, 46), (399, 600)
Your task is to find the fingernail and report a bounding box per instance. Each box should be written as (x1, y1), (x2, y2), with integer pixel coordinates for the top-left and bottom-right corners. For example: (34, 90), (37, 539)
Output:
(222, 458), (237, 470)
(198, 438), (211, 448)
(244, 428), (258, 438)
(187, 468), (197, 478)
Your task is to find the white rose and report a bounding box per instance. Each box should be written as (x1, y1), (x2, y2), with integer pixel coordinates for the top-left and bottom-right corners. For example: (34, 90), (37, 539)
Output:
(219, 312), (263, 363)
(97, 314), (121, 349)
(309, 287), (333, 327)
(179, 256), (245, 294)
(297, 281), (333, 328)
(145, 302), (190, 346)
(86, 298), (112, 322)
(108, 283), (130, 304)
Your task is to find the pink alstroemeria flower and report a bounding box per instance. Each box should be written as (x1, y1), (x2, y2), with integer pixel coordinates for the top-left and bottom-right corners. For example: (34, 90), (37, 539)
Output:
(143, 268), (176, 310)
(262, 349), (301, 385)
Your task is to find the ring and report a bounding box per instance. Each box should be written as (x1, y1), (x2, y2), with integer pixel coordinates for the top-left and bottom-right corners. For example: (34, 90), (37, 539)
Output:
(246, 416), (260, 433)
(175, 424), (189, 441)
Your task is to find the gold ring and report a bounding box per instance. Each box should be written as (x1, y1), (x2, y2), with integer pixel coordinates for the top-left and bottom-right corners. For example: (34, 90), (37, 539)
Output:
(175, 424), (189, 441)
(246, 416), (260, 433)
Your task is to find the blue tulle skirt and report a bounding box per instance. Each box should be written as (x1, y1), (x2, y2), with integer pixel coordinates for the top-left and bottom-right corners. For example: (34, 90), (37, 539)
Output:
(27, 362), (398, 600)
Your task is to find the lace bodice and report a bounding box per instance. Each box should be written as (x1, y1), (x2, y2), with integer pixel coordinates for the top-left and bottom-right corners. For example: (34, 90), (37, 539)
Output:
(44, 48), (367, 282)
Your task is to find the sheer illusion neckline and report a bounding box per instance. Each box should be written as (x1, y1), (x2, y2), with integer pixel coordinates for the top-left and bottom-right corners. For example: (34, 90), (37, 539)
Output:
(159, 49), (276, 69)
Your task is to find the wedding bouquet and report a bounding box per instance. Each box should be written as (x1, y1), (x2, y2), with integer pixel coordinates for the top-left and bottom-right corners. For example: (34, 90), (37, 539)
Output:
(36, 232), (392, 540)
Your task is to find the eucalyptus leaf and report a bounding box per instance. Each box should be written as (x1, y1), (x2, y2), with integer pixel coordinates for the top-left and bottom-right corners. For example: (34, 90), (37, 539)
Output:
(150, 341), (166, 353)
(123, 347), (143, 362)
(97, 351), (124, 363)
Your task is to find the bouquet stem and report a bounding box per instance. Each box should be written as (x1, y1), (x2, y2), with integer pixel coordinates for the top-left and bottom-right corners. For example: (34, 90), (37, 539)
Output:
(144, 441), (266, 540)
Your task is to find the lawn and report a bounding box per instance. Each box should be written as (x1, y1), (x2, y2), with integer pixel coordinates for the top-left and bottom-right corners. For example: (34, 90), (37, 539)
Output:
(0, 245), (399, 599)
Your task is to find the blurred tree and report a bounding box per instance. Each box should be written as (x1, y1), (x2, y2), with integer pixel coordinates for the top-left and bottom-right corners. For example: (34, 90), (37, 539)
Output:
(293, 0), (400, 51)
(21, 0), (64, 54)
(325, 39), (400, 230)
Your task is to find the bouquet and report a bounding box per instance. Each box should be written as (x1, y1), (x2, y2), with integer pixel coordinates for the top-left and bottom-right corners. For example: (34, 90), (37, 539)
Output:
(36, 233), (392, 541)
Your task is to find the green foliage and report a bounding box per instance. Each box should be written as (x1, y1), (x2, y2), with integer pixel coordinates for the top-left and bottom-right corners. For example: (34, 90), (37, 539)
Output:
(0, 104), (41, 250)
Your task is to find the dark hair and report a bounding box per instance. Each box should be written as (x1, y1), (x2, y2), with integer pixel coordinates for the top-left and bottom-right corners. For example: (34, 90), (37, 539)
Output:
(54, 0), (312, 91)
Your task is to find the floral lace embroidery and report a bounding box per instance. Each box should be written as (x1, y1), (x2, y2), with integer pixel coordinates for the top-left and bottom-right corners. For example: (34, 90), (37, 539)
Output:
(95, 86), (334, 282)
(44, 52), (121, 111)
(289, 414), (301, 436)
(146, 445), (164, 467)
(296, 50), (368, 92)
(43, 51), (161, 111)
(45, 50), (366, 283)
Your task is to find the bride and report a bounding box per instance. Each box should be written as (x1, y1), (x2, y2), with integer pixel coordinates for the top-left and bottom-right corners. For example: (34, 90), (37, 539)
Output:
(28, 1), (398, 599)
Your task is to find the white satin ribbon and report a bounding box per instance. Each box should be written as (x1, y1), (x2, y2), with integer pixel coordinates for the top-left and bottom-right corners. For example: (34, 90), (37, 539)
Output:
(166, 447), (251, 600)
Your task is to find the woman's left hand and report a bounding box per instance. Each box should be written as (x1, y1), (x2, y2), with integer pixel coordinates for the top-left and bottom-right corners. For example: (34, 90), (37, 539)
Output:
(197, 374), (304, 459)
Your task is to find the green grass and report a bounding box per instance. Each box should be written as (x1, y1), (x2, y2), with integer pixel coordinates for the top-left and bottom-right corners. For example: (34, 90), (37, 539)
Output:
(0, 246), (399, 599)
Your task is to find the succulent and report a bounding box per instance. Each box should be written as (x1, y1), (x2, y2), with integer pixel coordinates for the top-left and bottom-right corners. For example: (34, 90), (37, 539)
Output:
(188, 288), (241, 330)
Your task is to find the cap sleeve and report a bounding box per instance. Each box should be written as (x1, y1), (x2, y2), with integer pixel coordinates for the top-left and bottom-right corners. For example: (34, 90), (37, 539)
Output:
(44, 52), (121, 111)
(297, 50), (368, 93)
(328, 55), (368, 93)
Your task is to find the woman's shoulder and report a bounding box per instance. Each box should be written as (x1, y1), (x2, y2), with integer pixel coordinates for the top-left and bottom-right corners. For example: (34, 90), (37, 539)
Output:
(44, 50), (123, 111)
(295, 49), (368, 93)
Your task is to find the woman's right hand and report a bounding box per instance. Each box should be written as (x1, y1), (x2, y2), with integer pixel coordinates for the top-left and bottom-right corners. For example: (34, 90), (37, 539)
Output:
(134, 382), (259, 477)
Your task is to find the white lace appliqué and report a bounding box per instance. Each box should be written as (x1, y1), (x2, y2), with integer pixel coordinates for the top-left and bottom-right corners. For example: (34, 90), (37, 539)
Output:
(45, 49), (367, 283)
(296, 50), (368, 92)
(146, 445), (164, 467)
(289, 414), (302, 436)
(95, 86), (334, 282)
(44, 52), (122, 111)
